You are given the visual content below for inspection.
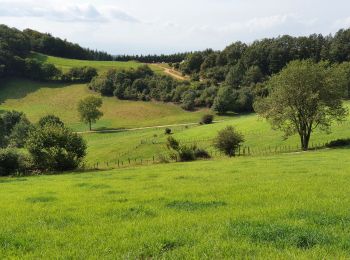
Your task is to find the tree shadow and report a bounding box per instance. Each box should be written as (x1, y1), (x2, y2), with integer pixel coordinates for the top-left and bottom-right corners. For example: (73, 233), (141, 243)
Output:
(217, 111), (255, 118)
(0, 78), (71, 105)
(91, 127), (127, 134)
(29, 52), (49, 63)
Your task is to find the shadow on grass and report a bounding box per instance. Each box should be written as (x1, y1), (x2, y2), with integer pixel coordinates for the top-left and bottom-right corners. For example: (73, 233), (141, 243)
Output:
(0, 78), (72, 105)
(92, 127), (127, 133)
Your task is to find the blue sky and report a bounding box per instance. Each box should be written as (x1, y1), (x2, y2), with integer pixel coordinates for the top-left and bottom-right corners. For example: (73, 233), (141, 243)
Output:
(1, 0), (350, 54)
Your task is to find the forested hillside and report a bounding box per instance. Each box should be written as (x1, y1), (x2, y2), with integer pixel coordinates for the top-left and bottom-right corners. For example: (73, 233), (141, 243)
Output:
(0, 24), (113, 81)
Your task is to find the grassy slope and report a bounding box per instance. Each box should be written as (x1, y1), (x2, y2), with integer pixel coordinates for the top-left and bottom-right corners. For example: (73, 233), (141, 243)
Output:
(0, 79), (220, 131)
(30, 53), (141, 73)
(84, 101), (350, 165)
(0, 79), (349, 165)
(0, 148), (350, 258)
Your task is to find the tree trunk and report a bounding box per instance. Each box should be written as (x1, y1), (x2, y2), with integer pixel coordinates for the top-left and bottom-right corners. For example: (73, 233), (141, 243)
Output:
(300, 131), (311, 151)
(89, 120), (92, 131)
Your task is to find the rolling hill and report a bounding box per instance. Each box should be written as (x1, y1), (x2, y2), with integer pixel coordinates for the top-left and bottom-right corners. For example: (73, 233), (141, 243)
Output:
(1, 78), (349, 166)
(0, 78), (222, 132)
(30, 52), (142, 73)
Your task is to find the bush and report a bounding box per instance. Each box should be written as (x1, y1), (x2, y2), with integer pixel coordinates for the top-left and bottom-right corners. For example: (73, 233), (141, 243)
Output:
(167, 136), (179, 150)
(326, 138), (350, 148)
(166, 137), (210, 162)
(0, 110), (32, 148)
(26, 123), (87, 172)
(178, 146), (196, 162)
(201, 114), (214, 124)
(194, 148), (211, 159)
(38, 115), (64, 128)
(213, 126), (244, 157)
(165, 128), (172, 135)
(8, 118), (33, 148)
(0, 149), (29, 176)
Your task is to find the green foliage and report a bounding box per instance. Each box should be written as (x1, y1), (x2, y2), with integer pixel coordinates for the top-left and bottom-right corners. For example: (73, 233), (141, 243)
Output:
(38, 115), (64, 128)
(77, 96), (103, 130)
(177, 145), (196, 162)
(62, 66), (98, 83)
(165, 128), (172, 135)
(180, 52), (204, 74)
(213, 126), (244, 157)
(23, 28), (113, 61)
(212, 86), (253, 114)
(166, 136), (179, 151)
(8, 117), (33, 148)
(326, 138), (350, 148)
(201, 114), (214, 124)
(166, 136), (210, 162)
(0, 110), (32, 148)
(254, 60), (348, 150)
(181, 90), (196, 111)
(26, 123), (86, 171)
(336, 62), (350, 98)
(0, 148), (28, 176)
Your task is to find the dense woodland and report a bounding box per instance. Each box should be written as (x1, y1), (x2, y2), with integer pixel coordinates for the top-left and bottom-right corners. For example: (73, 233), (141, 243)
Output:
(91, 28), (350, 112)
(0, 24), (112, 80)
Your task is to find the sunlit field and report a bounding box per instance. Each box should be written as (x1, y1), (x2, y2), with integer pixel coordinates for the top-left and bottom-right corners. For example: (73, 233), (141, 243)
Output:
(0, 148), (349, 258)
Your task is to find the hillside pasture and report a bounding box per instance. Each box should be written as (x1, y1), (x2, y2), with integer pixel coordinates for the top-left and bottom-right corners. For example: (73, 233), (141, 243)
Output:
(0, 79), (224, 132)
(30, 52), (142, 73)
(83, 101), (350, 166)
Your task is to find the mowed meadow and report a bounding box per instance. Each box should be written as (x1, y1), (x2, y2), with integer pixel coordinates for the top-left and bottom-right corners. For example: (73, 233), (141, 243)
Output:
(0, 148), (350, 258)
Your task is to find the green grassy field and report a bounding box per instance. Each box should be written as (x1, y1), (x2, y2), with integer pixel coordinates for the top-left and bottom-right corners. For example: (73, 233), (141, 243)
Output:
(0, 79), (221, 131)
(0, 79), (349, 166)
(30, 53), (142, 73)
(83, 101), (350, 166)
(0, 148), (349, 258)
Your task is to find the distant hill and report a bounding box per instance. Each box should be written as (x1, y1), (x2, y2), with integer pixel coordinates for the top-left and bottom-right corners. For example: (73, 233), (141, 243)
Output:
(0, 24), (114, 81)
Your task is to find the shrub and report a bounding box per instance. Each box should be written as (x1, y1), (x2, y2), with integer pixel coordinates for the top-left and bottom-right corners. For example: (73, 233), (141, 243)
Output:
(167, 136), (179, 151)
(213, 126), (244, 157)
(326, 138), (350, 148)
(0, 149), (29, 176)
(38, 115), (64, 128)
(0, 111), (32, 148)
(26, 124), (87, 172)
(194, 148), (211, 159)
(9, 118), (33, 148)
(166, 137), (210, 162)
(165, 128), (172, 135)
(201, 114), (214, 124)
(178, 146), (196, 162)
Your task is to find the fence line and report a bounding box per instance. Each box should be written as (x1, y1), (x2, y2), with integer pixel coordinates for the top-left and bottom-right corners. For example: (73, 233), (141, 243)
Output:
(85, 140), (331, 171)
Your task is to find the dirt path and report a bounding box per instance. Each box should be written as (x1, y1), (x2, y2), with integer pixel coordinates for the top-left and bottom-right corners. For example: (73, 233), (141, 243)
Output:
(76, 120), (227, 135)
(152, 64), (189, 81)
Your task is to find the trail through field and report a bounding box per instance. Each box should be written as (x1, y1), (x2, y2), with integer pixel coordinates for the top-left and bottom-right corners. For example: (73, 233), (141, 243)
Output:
(76, 120), (227, 134)
(152, 64), (189, 80)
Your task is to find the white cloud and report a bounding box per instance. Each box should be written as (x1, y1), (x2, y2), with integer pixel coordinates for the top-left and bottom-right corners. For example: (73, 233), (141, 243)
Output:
(0, 2), (139, 23)
(333, 17), (350, 29)
(0, 0), (349, 54)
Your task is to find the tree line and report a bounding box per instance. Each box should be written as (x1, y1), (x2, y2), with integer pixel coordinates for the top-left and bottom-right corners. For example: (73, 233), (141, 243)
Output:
(114, 53), (189, 63)
(0, 24), (112, 81)
(168, 29), (350, 113)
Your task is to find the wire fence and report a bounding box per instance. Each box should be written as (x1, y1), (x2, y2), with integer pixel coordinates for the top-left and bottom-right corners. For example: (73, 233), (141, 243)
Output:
(84, 139), (331, 170)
